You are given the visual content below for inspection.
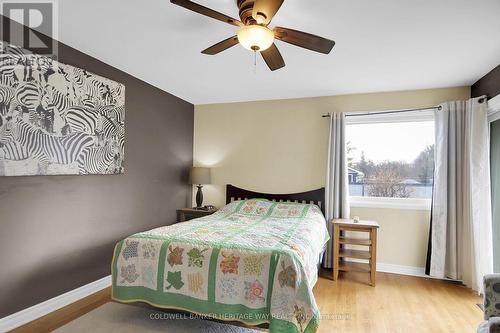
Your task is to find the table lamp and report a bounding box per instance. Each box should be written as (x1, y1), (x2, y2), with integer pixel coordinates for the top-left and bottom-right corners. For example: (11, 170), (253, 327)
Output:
(189, 167), (211, 209)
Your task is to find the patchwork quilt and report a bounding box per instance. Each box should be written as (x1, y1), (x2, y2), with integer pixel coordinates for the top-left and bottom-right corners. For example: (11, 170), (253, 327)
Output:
(111, 199), (329, 333)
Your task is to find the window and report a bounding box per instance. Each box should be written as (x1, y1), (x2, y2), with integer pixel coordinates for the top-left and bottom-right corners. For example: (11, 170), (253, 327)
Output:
(346, 111), (434, 209)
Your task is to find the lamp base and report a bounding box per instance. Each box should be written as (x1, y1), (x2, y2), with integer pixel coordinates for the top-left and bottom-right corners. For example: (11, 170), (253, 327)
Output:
(195, 185), (204, 209)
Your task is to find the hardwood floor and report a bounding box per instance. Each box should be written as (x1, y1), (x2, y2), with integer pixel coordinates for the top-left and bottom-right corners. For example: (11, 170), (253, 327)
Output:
(10, 272), (482, 333)
(314, 270), (483, 333)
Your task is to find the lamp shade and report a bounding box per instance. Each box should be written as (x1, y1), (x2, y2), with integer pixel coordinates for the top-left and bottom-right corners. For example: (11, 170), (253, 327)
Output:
(189, 167), (211, 185)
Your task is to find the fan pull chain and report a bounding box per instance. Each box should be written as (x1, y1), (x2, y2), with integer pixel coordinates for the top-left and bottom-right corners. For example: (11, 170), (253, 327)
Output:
(253, 50), (257, 74)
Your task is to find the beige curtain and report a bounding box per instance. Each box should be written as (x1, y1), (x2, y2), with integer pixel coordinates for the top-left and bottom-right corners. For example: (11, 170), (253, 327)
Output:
(323, 112), (350, 268)
(430, 97), (493, 292)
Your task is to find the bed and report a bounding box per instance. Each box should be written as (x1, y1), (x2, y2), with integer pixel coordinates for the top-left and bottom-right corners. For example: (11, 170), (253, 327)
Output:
(111, 184), (329, 333)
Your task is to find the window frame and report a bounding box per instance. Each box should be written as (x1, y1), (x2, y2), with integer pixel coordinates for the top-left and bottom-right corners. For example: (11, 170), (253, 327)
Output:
(346, 109), (434, 211)
(488, 94), (500, 123)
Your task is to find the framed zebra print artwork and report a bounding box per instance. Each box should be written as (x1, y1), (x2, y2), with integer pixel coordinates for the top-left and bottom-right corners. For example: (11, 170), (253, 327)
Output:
(0, 41), (125, 176)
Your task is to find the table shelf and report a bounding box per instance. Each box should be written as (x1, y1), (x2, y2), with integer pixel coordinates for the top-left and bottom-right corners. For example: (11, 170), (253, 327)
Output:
(332, 219), (379, 286)
(338, 237), (372, 246)
(338, 261), (371, 273)
(338, 249), (371, 260)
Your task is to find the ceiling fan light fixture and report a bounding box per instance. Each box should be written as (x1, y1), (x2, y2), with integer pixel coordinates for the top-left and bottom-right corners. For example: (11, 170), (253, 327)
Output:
(170, 0), (336, 71)
(237, 25), (274, 51)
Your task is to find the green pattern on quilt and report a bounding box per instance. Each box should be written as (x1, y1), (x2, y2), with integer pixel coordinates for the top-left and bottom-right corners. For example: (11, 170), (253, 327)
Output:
(207, 248), (220, 303)
(187, 247), (209, 268)
(157, 241), (170, 292)
(112, 199), (329, 333)
(165, 271), (184, 290)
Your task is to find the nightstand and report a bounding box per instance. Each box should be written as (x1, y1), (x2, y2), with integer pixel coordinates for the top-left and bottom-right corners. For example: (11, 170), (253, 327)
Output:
(176, 208), (218, 222)
(332, 219), (379, 286)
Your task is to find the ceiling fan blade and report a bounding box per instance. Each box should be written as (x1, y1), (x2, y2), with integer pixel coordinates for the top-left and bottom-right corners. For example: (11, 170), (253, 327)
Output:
(171, 0), (243, 27)
(273, 26), (335, 54)
(252, 0), (284, 25)
(201, 36), (239, 55)
(260, 43), (285, 71)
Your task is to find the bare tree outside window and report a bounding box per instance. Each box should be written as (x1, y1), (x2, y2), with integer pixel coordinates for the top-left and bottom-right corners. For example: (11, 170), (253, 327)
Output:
(366, 167), (412, 198)
(346, 121), (434, 199)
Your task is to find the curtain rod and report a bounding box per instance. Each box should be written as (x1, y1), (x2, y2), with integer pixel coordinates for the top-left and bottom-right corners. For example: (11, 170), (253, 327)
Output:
(321, 105), (440, 118)
(321, 97), (486, 118)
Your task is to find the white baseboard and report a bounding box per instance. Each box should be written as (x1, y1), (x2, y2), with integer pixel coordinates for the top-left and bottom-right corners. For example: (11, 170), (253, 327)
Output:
(376, 263), (426, 277)
(342, 258), (426, 277)
(0, 275), (111, 333)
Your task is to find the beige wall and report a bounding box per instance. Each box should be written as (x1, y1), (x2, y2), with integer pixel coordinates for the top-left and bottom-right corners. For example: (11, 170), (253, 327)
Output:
(193, 86), (470, 269)
(349, 208), (431, 267)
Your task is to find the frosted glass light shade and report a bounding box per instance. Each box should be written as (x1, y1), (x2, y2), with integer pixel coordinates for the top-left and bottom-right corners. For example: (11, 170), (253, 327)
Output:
(237, 25), (274, 51)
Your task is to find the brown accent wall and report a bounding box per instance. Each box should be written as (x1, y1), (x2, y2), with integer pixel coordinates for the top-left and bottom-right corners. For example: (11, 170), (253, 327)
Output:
(0, 16), (193, 317)
(472, 64), (500, 98)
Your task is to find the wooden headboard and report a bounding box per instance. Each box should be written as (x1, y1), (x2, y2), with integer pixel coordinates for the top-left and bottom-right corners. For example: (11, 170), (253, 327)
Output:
(226, 184), (325, 214)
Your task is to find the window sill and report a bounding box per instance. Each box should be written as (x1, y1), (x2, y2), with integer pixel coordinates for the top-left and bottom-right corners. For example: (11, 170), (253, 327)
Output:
(349, 196), (431, 211)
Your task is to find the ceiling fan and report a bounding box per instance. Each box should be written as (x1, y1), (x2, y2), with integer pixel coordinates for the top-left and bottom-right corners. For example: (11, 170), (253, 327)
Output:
(170, 0), (335, 71)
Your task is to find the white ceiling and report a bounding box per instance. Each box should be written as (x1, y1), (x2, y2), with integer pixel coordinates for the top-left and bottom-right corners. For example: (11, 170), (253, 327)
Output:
(39, 1), (500, 104)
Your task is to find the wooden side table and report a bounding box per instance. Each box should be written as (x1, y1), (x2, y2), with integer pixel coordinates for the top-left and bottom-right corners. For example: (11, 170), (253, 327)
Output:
(176, 208), (218, 222)
(332, 219), (379, 286)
